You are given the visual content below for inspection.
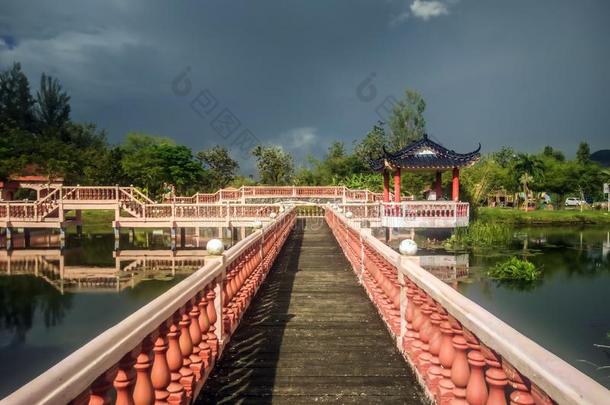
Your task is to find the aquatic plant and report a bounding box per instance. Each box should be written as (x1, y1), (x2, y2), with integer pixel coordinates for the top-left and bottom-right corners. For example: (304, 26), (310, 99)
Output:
(445, 220), (513, 249)
(487, 257), (541, 282)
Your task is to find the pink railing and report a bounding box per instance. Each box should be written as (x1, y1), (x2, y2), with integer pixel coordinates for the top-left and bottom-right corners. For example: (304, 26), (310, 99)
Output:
(339, 203), (381, 218)
(5, 209), (296, 404)
(382, 202), (469, 219)
(326, 208), (607, 405)
(183, 186), (384, 203)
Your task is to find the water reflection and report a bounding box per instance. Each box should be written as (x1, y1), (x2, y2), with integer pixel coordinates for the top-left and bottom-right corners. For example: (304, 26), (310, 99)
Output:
(0, 226), (245, 397)
(418, 254), (470, 286)
(460, 227), (610, 388)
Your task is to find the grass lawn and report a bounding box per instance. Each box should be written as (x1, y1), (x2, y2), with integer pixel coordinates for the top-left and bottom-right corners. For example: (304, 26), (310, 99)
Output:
(477, 207), (610, 225)
(66, 210), (115, 234)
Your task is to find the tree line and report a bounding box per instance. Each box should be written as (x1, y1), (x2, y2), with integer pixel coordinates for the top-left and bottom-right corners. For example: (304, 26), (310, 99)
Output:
(1, 62), (607, 204)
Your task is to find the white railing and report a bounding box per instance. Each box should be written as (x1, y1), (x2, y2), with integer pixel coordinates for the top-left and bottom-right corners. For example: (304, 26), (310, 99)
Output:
(381, 201), (470, 228)
(4, 209), (296, 404)
(326, 208), (607, 405)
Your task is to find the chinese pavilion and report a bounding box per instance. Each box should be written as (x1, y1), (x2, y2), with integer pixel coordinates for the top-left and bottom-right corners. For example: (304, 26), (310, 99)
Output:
(369, 134), (480, 202)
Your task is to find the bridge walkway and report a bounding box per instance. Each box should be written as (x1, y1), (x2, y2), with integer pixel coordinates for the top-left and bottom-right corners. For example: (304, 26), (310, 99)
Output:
(196, 218), (426, 404)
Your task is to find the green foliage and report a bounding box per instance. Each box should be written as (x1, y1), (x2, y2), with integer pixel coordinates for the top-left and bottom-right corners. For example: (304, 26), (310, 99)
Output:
(337, 173), (382, 191)
(120, 133), (205, 197)
(251, 145), (294, 185)
(196, 145), (239, 191)
(35, 73), (70, 130)
(354, 121), (386, 162)
(487, 257), (541, 282)
(388, 89), (426, 150)
(0, 62), (35, 131)
(1, 62), (606, 206)
(577, 142), (591, 165)
(477, 207), (610, 225)
(445, 221), (513, 249)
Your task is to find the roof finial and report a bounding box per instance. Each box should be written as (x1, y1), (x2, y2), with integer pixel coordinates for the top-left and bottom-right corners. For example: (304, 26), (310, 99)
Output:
(423, 133), (428, 140)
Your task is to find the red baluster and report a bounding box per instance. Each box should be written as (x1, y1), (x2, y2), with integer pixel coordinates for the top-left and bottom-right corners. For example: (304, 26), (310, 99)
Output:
(486, 368), (508, 405)
(466, 350), (488, 405)
(206, 287), (219, 359)
(88, 370), (115, 405)
(166, 317), (185, 404)
(437, 321), (455, 404)
(133, 341), (155, 405)
(151, 332), (171, 404)
(178, 313), (195, 399)
(114, 352), (136, 405)
(450, 335), (470, 404)
(503, 361), (531, 404)
(188, 301), (204, 380)
(481, 344), (507, 405)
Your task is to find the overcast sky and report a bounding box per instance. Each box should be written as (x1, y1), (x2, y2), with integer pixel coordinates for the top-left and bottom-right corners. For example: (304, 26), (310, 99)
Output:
(1, 0), (608, 173)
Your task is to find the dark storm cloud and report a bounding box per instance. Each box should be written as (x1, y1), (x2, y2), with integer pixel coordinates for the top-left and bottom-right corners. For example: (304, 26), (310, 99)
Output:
(1, 0), (608, 173)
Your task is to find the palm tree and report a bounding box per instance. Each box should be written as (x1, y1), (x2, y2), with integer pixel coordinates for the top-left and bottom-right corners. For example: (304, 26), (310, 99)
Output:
(514, 154), (544, 211)
(520, 173), (533, 212)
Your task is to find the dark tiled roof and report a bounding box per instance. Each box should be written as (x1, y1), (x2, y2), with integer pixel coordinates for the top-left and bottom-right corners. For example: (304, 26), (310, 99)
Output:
(369, 134), (480, 171)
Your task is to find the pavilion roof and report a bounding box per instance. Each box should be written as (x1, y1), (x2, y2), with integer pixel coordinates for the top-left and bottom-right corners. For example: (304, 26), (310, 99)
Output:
(369, 134), (481, 171)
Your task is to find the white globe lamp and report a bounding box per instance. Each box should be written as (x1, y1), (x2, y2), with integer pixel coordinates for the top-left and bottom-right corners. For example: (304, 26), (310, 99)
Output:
(206, 239), (225, 255)
(399, 239), (418, 256)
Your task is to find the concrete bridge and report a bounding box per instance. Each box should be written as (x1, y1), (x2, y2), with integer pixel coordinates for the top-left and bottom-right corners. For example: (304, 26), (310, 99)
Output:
(4, 207), (608, 404)
(0, 185), (468, 228)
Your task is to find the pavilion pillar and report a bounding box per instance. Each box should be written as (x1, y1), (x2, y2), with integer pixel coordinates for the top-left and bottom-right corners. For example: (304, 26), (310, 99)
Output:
(452, 167), (460, 202)
(393, 168), (401, 203)
(435, 171), (442, 199)
(383, 171), (390, 203)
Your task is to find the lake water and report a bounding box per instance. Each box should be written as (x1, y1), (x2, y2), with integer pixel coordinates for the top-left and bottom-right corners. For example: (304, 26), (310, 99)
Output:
(391, 226), (610, 389)
(0, 228), (241, 398)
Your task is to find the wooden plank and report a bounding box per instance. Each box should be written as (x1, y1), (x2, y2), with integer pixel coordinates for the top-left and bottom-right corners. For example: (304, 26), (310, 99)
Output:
(196, 219), (426, 404)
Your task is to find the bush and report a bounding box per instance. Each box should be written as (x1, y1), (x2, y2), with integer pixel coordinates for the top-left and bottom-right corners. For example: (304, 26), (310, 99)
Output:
(444, 221), (513, 249)
(488, 257), (541, 282)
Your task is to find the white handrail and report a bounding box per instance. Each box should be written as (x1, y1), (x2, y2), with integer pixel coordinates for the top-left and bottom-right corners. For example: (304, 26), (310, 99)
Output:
(4, 208), (297, 404)
(328, 210), (608, 405)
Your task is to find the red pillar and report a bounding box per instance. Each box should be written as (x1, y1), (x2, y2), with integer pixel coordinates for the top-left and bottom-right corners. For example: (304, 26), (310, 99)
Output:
(452, 167), (460, 202)
(435, 171), (442, 199)
(383, 171), (390, 202)
(394, 168), (401, 203)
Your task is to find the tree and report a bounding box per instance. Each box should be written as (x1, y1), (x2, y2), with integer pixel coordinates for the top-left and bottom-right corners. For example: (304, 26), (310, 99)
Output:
(354, 122), (387, 162)
(576, 142), (591, 165)
(491, 146), (517, 168)
(35, 73), (71, 130)
(251, 145), (294, 185)
(121, 133), (205, 197)
(542, 145), (565, 161)
(388, 89), (426, 151)
(196, 145), (239, 191)
(0, 62), (35, 131)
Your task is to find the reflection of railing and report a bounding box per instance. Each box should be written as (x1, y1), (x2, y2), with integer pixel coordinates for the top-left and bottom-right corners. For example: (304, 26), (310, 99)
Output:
(0, 250), (210, 292)
(6, 208), (297, 404)
(326, 208), (607, 405)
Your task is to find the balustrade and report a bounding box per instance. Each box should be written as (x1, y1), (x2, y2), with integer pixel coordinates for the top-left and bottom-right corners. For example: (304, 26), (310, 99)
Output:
(5, 209), (296, 404)
(325, 208), (608, 405)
